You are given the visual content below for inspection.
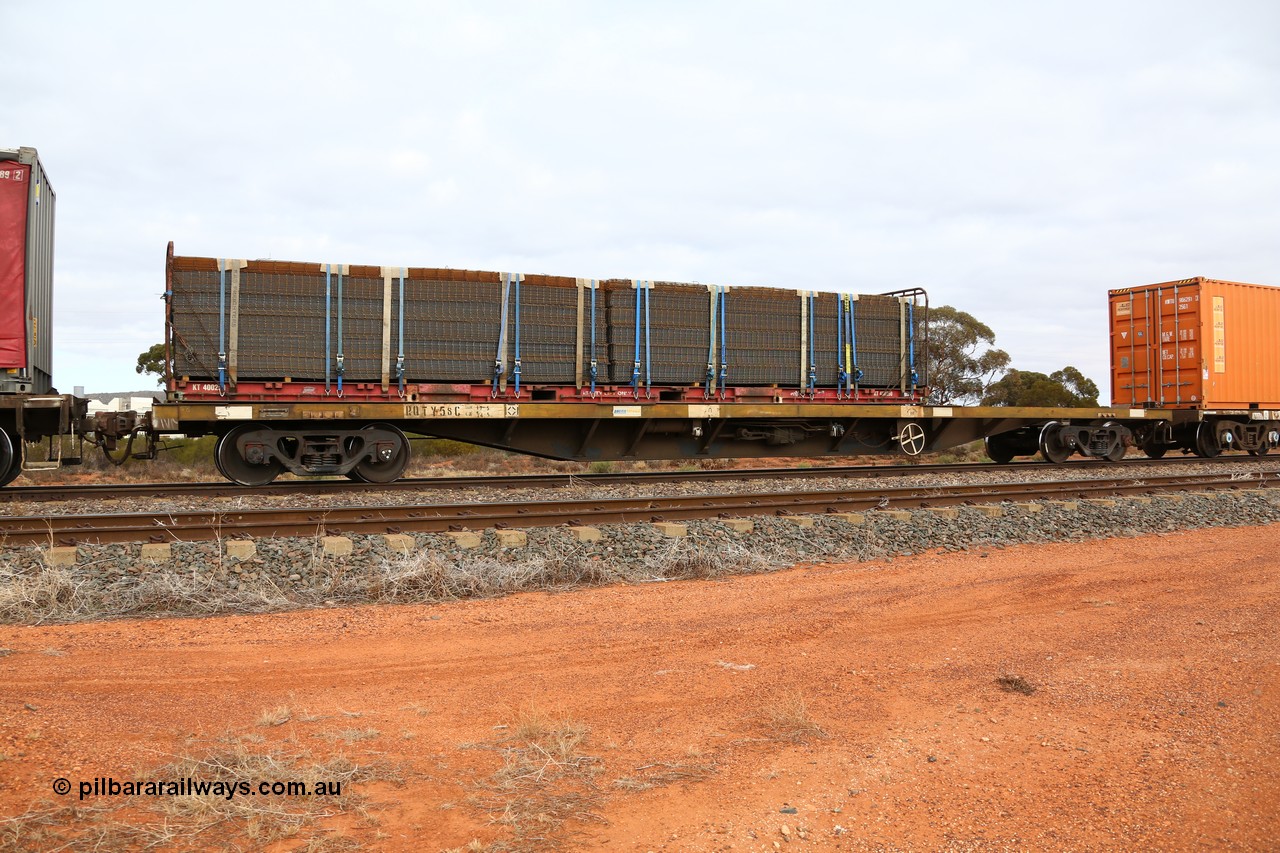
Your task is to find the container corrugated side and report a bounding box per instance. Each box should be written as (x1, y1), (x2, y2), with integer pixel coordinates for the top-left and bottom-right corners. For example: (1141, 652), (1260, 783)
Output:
(1110, 276), (1280, 409)
(0, 147), (54, 394)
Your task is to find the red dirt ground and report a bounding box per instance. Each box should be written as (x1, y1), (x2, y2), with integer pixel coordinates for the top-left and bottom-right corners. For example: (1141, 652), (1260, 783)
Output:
(2, 525), (1277, 851)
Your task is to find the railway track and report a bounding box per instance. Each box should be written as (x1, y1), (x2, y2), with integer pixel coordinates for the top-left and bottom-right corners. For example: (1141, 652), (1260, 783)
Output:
(2, 469), (1273, 546)
(0, 453), (1271, 504)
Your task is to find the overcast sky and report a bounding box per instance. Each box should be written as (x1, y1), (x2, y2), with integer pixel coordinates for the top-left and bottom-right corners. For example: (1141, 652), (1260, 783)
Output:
(4, 0), (1278, 394)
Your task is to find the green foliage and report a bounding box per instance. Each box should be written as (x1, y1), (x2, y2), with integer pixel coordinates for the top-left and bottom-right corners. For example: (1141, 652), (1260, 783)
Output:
(135, 343), (167, 386)
(924, 306), (1010, 405)
(982, 367), (1100, 407)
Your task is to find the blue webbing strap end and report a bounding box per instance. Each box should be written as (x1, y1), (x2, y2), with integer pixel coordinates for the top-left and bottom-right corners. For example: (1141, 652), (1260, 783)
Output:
(848, 294), (861, 389)
(836, 293), (846, 397)
(323, 263), (332, 394)
(806, 291), (817, 395)
(717, 286), (727, 398)
(643, 280), (652, 398)
(588, 279), (598, 395)
(396, 269), (406, 395)
(631, 279), (642, 395)
(216, 258), (227, 394)
(512, 274), (523, 396)
(907, 300), (918, 389)
(335, 267), (345, 396)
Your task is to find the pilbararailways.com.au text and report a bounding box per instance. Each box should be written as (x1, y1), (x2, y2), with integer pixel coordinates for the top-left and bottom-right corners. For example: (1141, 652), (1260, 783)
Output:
(59, 777), (344, 801)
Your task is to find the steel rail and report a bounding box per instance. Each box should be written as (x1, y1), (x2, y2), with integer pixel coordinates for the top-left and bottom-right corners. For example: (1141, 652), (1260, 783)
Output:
(0, 454), (1270, 504)
(1, 470), (1272, 546)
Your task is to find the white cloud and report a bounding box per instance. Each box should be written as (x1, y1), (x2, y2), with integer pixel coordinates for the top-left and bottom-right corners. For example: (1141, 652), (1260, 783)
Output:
(0, 0), (1276, 393)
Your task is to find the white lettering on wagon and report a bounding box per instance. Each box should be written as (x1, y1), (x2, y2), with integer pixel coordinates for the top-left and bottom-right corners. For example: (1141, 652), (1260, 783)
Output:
(402, 403), (508, 418)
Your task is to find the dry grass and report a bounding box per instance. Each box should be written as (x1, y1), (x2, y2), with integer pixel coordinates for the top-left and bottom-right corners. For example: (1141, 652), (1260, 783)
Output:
(458, 705), (724, 852)
(996, 673), (1037, 695)
(465, 705), (605, 853)
(257, 705), (293, 727)
(0, 532), (777, 626)
(612, 748), (718, 791)
(0, 735), (398, 851)
(762, 690), (828, 742)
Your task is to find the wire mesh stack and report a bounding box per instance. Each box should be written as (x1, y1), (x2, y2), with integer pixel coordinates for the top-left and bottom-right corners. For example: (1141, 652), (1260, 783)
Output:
(168, 255), (923, 392)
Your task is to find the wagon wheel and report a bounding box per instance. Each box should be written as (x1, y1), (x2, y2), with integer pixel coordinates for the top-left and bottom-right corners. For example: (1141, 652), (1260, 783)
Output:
(351, 423), (410, 484)
(1101, 420), (1127, 463)
(215, 424), (284, 486)
(1038, 421), (1073, 464)
(983, 433), (1016, 464)
(1142, 445), (1167, 459)
(897, 421), (927, 457)
(1193, 422), (1221, 459)
(0, 429), (20, 488)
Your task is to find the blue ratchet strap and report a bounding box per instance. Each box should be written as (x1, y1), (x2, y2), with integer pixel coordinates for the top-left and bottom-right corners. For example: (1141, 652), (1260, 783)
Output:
(324, 264), (332, 394)
(396, 270), (406, 394)
(589, 279), (598, 394)
(717, 286), (727, 397)
(643, 280), (653, 398)
(848, 294), (863, 385)
(806, 291), (817, 395)
(836, 294), (847, 396)
(704, 286), (717, 399)
(493, 274), (512, 395)
(216, 259), (227, 393)
(335, 267), (345, 395)
(907, 300), (918, 388)
(512, 274), (522, 396)
(631, 280), (642, 395)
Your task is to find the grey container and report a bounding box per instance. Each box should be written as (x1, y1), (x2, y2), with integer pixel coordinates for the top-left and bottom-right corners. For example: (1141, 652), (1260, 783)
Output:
(0, 147), (55, 394)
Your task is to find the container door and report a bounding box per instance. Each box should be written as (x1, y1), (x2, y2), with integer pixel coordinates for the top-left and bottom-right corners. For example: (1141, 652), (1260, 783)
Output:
(1110, 290), (1157, 405)
(0, 162), (30, 369)
(1153, 285), (1203, 406)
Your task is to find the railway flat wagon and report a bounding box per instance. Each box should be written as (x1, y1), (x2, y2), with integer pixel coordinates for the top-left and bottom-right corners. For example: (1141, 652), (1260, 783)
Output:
(158, 243), (947, 483)
(1109, 277), (1280, 457)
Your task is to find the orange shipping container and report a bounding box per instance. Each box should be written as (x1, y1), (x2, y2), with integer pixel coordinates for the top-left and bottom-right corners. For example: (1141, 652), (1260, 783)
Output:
(1110, 277), (1280, 410)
